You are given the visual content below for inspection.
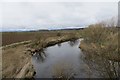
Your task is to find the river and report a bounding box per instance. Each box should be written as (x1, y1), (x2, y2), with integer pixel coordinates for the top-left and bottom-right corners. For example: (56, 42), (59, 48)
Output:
(31, 39), (119, 78)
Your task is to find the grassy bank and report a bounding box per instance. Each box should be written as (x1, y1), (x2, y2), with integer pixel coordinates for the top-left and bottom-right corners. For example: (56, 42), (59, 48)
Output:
(79, 23), (119, 78)
(2, 44), (35, 78)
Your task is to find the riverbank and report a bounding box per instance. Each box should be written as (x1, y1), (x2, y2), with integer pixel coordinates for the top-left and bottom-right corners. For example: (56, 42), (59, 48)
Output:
(32, 39), (87, 78)
(27, 35), (79, 54)
(79, 25), (119, 62)
(79, 24), (119, 78)
(2, 44), (35, 78)
(2, 34), (79, 78)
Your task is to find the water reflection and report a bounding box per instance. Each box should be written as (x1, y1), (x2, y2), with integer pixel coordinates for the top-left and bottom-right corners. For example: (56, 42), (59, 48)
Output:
(82, 52), (120, 78)
(68, 39), (79, 47)
(32, 49), (47, 63)
(32, 39), (116, 78)
(57, 43), (61, 47)
(32, 39), (82, 78)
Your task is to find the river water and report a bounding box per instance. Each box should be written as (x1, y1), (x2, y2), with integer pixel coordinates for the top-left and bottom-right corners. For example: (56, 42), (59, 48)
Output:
(31, 39), (119, 78)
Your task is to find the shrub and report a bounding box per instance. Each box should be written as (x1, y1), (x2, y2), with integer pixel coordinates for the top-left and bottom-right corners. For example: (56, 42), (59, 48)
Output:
(57, 32), (61, 37)
(30, 34), (46, 49)
(80, 20), (119, 78)
(82, 23), (112, 44)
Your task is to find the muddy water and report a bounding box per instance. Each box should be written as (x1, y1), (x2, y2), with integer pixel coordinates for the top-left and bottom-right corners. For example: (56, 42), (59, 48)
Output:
(32, 39), (99, 78)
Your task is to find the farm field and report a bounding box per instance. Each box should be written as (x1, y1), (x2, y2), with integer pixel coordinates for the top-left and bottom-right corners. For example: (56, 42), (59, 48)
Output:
(2, 30), (82, 46)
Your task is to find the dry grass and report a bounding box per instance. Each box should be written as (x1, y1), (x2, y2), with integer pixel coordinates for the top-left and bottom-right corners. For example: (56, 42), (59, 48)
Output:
(80, 21), (119, 78)
(52, 61), (75, 79)
(80, 23), (119, 62)
(2, 44), (32, 78)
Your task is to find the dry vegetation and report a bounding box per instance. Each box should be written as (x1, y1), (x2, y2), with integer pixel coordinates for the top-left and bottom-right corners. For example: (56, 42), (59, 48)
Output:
(52, 61), (75, 79)
(79, 21), (120, 78)
(2, 44), (35, 78)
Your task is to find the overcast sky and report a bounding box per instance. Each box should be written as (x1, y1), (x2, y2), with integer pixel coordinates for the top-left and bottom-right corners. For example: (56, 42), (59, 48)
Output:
(1, 1), (118, 31)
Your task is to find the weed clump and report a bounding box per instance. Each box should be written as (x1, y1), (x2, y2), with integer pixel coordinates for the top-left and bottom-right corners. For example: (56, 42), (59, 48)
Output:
(52, 61), (75, 79)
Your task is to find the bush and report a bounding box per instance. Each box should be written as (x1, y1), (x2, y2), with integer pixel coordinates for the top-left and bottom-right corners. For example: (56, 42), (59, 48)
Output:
(81, 23), (119, 61)
(52, 61), (75, 78)
(80, 21), (119, 78)
(57, 32), (61, 36)
(82, 23), (112, 44)
(30, 34), (46, 49)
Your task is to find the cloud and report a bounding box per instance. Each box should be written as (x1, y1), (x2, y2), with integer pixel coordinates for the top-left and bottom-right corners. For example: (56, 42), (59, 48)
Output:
(1, 0), (119, 2)
(1, 2), (118, 31)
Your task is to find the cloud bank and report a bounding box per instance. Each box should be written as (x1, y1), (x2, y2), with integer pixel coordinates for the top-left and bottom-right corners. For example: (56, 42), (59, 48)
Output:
(1, 2), (118, 31)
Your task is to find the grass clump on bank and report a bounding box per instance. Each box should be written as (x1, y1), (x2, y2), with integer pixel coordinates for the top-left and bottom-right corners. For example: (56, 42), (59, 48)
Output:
(80, 21), (120, 78)
(52, 61), (75, 79)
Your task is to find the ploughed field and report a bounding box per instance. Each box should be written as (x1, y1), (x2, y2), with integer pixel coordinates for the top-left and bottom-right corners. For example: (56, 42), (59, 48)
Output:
(2, 30), (81, 46)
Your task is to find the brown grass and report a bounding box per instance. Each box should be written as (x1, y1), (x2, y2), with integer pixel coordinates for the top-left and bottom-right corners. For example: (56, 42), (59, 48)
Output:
(80, 24), (119, 62)
(79, 22), (119, 78)
(2, 45), (32, 78)
(52, 61), (75, 79)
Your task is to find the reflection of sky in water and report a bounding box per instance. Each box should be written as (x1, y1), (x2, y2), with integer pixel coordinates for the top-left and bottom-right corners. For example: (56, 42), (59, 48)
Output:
(32, 39), (99, 78)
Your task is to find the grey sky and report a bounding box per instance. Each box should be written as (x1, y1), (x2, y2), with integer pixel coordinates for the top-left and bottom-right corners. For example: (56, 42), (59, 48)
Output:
(1, 2), (118, 31)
